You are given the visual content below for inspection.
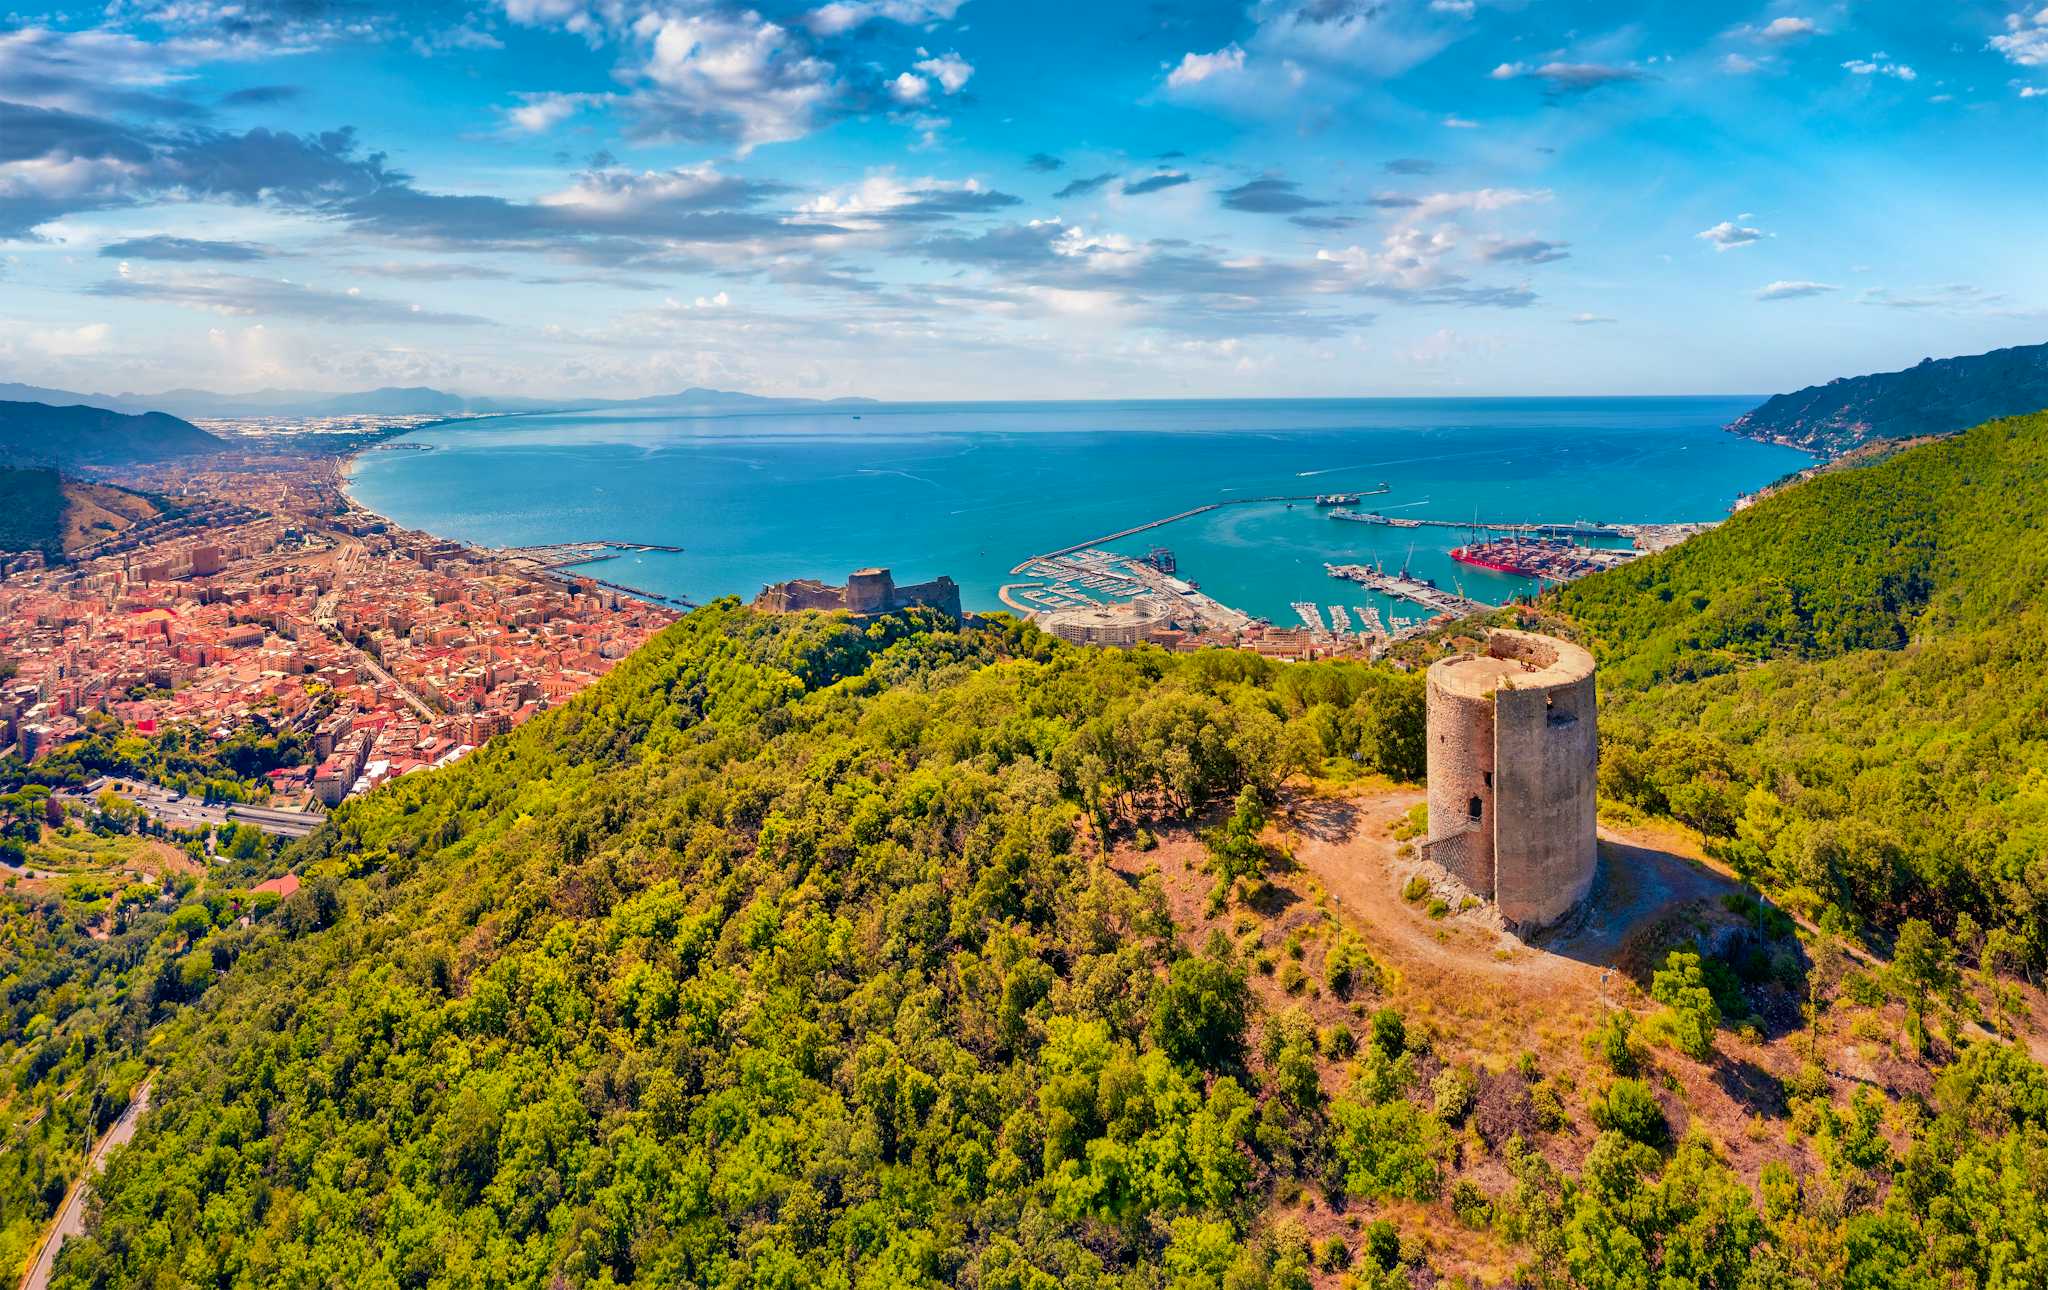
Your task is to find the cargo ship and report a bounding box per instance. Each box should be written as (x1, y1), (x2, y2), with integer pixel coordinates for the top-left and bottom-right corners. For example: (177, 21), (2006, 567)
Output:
(1450, 537), (1635, 582)
(1313, 482), (1390, 506)
(1329, 509), (1422, 528)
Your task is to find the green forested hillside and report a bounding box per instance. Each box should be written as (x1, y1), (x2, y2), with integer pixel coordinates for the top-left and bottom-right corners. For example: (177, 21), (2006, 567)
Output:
(1554, 412), (2048, 958)
(37, 600), (2048, 1289)
(49, 608), (1429, 1286)
(0, 467), (65, 558)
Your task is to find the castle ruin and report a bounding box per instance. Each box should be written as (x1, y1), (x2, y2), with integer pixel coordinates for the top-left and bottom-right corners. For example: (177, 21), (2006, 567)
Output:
(1423, 629), (1598, 931)
(753, 567), (962, 621)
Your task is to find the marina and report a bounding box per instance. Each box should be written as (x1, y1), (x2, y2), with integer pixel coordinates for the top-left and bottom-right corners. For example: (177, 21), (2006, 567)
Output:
(1326, 561), (1496, 620)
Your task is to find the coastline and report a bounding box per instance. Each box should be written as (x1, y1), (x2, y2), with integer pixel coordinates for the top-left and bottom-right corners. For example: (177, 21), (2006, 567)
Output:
(338, 433), (697, 613)
(333, 400), (1803, 628)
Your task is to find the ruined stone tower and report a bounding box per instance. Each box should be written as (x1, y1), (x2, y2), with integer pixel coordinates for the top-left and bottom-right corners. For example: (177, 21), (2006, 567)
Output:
(1423, 629), (1598, 931)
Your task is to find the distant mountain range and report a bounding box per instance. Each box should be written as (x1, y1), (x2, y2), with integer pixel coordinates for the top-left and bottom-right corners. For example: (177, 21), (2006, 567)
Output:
(1727, 341), (2048, 457)
(0, 382), (876, 421)
(0, 401), (225, 468)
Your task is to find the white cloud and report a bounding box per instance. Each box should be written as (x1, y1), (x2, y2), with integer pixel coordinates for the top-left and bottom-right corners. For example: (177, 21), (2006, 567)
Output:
(1757, 17), (1819, 42)
(1697, 219), (1768, 250)
(1992, 7), (2048, 67)
(1756, 280), (1835, 300)
(29, 322), (112, 356)
(1166, 45), (1246, 90)
(1721, 53), (1762, 75)
(503, 90), (611, 133)
(804, 0), (965, 37)
(636, 10), (837, 150)
(538, 164), (744, 214)
(1408, 188), (1551, 222)
(1842, 54), (1917, 80)
(1568, 313), (1616, 324)
(1429, 0), (1476, 14)
(913, 51), (973, 93)
(889, 71), (929, 103)
(1318, 226), (1462, 290)
(1442, 114), (1479, 128)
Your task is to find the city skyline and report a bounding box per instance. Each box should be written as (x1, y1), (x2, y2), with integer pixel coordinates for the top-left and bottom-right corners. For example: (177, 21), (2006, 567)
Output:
(2, 0), (2045, 401)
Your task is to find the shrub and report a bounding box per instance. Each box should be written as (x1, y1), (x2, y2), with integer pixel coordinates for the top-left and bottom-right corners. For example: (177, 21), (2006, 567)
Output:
(1591, 1077), (1667, 1146)
(1652, 950), (1722, 1061)
(1433, 1065), (1477, 1124)
(1591, 1009), (1638, 1075)
(1370, 1008), (1406, 1059)
(1325, 932), (1381, 999)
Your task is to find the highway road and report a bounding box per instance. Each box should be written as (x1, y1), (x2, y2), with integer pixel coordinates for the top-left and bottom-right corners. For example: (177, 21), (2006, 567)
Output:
(66, 779), (325, 839)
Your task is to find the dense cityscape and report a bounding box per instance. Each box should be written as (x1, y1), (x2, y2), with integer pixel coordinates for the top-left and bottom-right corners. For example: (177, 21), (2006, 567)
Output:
(2, 441), (675, 820)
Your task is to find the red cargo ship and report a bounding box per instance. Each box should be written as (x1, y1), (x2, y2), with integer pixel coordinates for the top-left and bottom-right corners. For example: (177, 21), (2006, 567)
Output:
(1451, 536), (1625, 582)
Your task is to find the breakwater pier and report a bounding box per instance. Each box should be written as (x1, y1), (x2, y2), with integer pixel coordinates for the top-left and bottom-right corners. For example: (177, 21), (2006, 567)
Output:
(1010, 485), (1392, 573)
(1326, 563), (1494, 619)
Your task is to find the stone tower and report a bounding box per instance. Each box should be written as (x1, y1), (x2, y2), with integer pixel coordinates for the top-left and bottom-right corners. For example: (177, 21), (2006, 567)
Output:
(1423, 629), (1598, 931)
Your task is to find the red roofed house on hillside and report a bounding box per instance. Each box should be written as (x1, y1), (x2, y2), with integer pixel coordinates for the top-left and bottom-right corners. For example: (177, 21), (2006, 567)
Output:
(252, 872), (301, 901)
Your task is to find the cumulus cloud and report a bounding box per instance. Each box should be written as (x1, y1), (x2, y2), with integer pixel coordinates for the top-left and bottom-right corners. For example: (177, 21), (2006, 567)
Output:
(1568, 312), (1615, 324)
(493, 0), (971, 151)
(1166, 45), (1246, 90)
(1697, 218), (1768, 250)
(798, 173), (1020, 227)
(804, 0), (966, 37)
(503, 91), (613, 133)
(633, 11), (837, 149)
(1757, 17), (1819, 42)
(1992, 7), (2048, 67)
(1756, 280), (1834, 300)
(1842, 53), (1917, 80)
(913, 52), (973, 93)
(1025, 152), (1064, 172)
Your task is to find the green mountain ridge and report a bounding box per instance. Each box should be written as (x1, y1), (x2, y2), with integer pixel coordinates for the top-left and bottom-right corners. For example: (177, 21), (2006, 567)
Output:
(0, 401), (224, 469)
(1549, 411), (2048, 956)
(1726, 341), (2048, 457)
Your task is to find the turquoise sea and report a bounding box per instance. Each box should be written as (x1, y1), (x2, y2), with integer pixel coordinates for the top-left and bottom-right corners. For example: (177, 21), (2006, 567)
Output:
(343, 398), (1811, 626)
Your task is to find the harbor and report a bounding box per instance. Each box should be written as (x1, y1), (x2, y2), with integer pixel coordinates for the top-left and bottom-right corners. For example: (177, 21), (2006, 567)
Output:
(1328, 510), (1713, 551)
(1011, 484), (1392, 573)
(1325, 562), (1496, 621)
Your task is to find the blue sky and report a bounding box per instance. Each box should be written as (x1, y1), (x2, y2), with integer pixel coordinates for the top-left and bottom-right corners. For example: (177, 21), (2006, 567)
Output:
(1, 0), (2043, 399)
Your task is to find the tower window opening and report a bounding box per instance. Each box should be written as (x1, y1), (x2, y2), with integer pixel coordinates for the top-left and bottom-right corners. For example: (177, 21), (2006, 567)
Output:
(1483, 770), (1493, 787)
(1468, 795), (1483, 821)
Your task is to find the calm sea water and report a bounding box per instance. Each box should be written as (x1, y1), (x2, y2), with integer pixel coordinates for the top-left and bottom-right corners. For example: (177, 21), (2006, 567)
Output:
(344, 398), (1809, 625)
